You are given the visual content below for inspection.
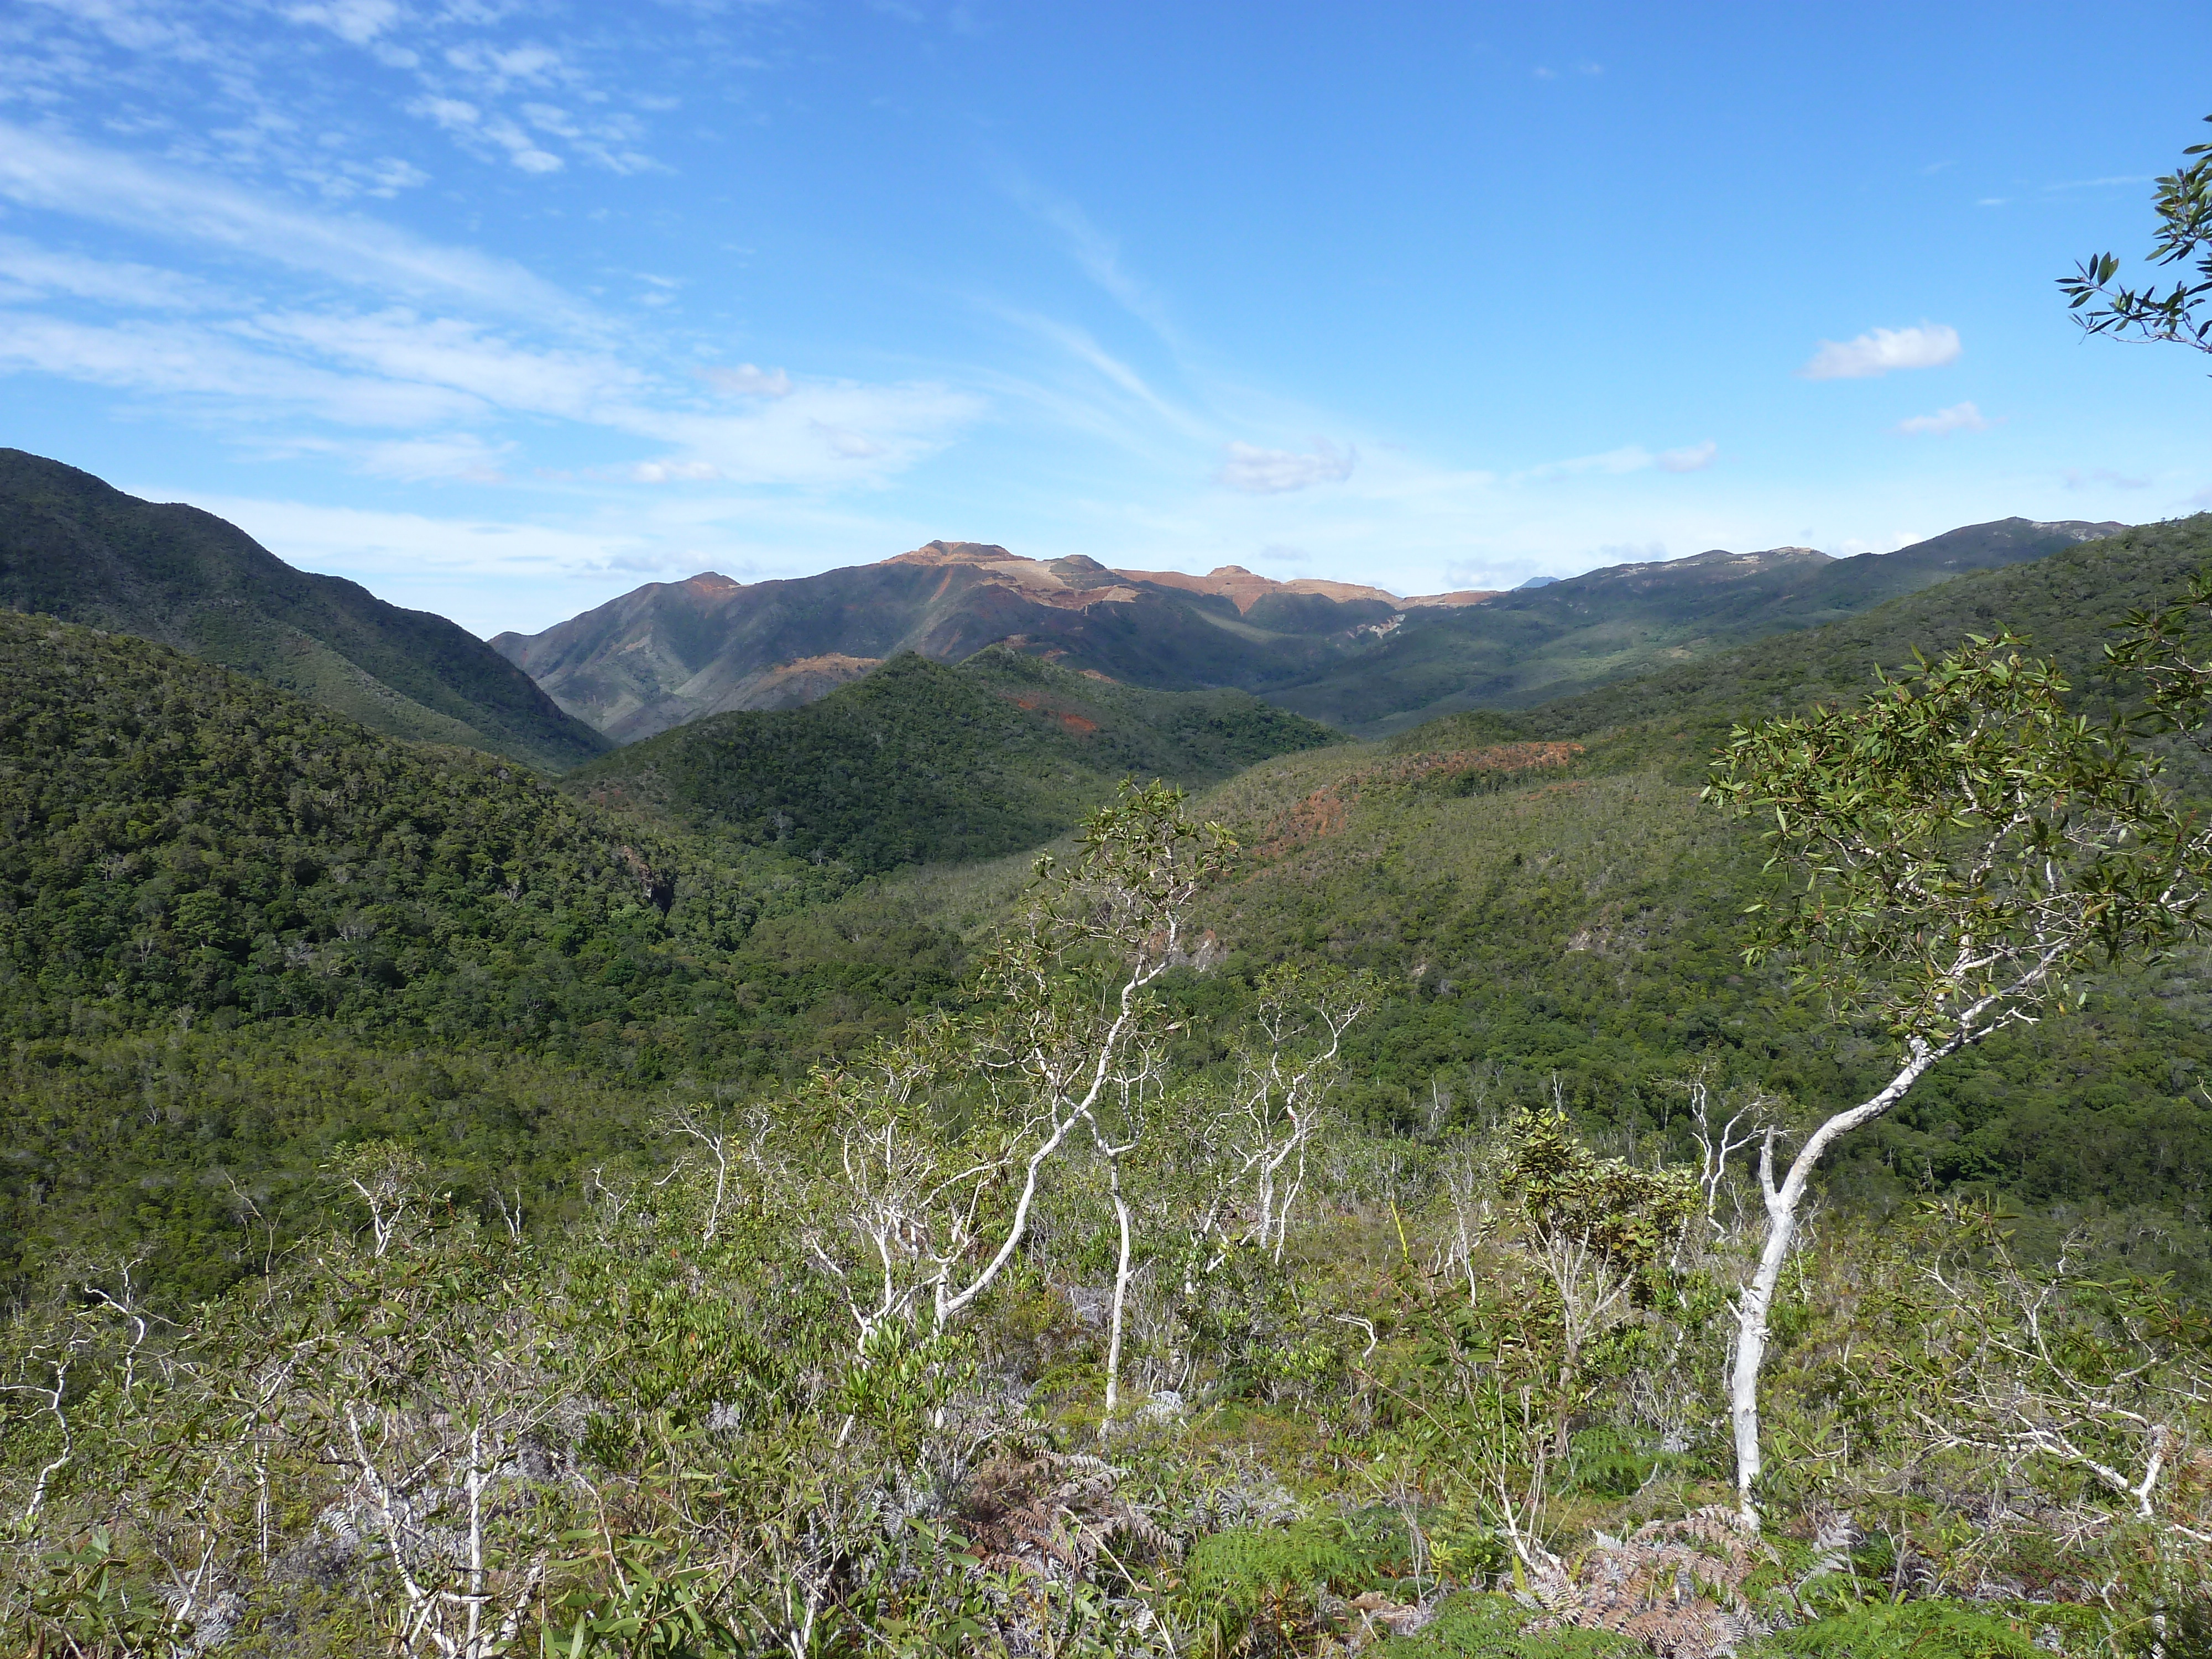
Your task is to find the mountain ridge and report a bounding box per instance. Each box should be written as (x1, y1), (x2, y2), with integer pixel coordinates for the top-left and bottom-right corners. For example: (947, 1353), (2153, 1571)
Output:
(498, 517), (2127, 746)
(1261, 515), (2127, 732)
(0, 450), (609, 774)
(491, 539), (1468, 743)
(563, 645), (1344, 874)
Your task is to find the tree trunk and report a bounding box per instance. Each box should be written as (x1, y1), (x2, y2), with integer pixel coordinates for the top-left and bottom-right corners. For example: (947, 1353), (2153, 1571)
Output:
(1103, 1161), (1133, 1421)
(1728, 1035), (1956, 1527)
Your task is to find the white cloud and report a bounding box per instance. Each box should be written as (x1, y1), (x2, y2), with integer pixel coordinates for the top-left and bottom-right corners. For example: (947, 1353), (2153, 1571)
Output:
(283, 0), (402, 45)
(409, 97), (562, 172)
(702, 362), (792, 397)
(240, 308), (642, 416)
(0, 140), (982, 492)
(999, 175), (1182, 347)
(1656, 440), (1717, 473)
(1520, 445), (1650, 479)
(0, 122), (583, 321)
(626, 380), (984, 485)
(1520, 442), (1720, 481)
(1798, 323), (1961, 380)
(0, 237), (220, 310)
(989, 307), (1211, 441)
(1216, 438), (1356, 494)
(632, 460), (722, 483)
(415, 97), (483, 131)
(0, 312), (484, 425)
(206, 504), (585, 580)
(445, 41), (566, 93)
(1894, 400), (1992, 436)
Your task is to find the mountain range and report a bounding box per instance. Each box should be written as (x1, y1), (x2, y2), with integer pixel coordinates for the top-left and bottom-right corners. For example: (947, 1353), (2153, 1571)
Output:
(0, 449), (607, 774)
(0, 451), (2134, 774)
(490, 541), (1493, 744)
(494, 519), (2124, 743)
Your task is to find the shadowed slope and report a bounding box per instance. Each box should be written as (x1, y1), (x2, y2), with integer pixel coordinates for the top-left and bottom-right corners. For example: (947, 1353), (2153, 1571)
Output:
(0, 449), (608, 773)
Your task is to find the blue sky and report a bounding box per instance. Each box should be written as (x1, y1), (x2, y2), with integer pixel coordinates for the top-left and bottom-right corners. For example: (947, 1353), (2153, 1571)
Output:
(2, 1), (2209, 637)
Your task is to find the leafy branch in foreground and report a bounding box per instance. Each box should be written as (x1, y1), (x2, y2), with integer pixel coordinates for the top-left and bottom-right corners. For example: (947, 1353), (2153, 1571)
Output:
(2059, 113), (2212, 358)
(1703, 633), (2201, 1526)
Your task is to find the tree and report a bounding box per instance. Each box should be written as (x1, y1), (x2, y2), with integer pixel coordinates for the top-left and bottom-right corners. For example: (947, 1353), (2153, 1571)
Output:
(2059, 113), (2212, 359)
(1703, 634), (2200, 1526)
(1913, 1211), (2212, 1540)
(800, 781), (1234, 1420)
(1194, 964), (1374, 1269)
(1494, 1100), (1698, 1461)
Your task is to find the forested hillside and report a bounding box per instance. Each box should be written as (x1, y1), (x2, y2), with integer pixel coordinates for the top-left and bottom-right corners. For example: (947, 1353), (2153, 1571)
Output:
(1266, 517), (2124, 732)
(1519, 515), (2212, 750)
(0, 613), (968, 1296)
(566, 646), (1343, 872)
(6, 521), (2212, 1658)
(0, 450), (608, 771)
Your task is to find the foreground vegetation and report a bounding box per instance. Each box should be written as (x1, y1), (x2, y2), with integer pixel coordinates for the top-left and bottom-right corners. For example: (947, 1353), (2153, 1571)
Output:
(9, 518), (2212, 1655)
(3, 778), (2206, 1657)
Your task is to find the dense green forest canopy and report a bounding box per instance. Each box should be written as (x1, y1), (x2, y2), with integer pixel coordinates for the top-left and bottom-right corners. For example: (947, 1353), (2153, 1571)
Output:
(0, 614), (977, 1296)
(7, 514), (2212, 1657)
(9, 516), (2212, 1313)
(565, 646), (1343, 873)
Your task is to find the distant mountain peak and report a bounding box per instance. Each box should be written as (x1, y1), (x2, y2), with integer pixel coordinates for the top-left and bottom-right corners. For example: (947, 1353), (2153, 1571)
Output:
(495, 536), (1488, 743)
(889, 539), (1018, 566)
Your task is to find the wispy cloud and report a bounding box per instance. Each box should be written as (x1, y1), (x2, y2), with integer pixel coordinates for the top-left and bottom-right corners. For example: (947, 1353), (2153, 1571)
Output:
(702, 363), (794, 397)
(2063, 466), (2151, 489)
(0, 312), (486, 426)
(1656, 440), (1717, 473)
(989, 306), (1210, 441)
(283, 1), (403, 48)
(1798, 323), (1961, 380)
(0, 129), (980, 489)
(1895, 400), (1992, 436)
(1515, 441), (1715, 481)
(0, 122), (583, 321)
(999, 173), (1182, 346)
(0, 235), (222, 310)
(1216, 438), (1356, 494)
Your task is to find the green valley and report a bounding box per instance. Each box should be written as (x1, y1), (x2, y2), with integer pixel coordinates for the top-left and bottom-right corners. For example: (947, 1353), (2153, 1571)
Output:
(5, 513), (2212, 1659)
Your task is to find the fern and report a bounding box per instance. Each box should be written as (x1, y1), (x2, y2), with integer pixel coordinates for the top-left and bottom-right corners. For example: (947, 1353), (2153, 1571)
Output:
(1751, 1601), (2042, 1659)
(1183, 1514), (1413, 1655)
(1378, 1593), (1640, 1659)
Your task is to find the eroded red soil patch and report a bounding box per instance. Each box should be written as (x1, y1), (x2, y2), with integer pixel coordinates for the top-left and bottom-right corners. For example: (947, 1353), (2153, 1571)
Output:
(1251, 741), (1583, 860)
(1003, 692), (1100, 734)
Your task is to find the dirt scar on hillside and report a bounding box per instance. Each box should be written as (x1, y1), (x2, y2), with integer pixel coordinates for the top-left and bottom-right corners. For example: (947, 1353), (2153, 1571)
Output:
(1251, 742), (1583, 860)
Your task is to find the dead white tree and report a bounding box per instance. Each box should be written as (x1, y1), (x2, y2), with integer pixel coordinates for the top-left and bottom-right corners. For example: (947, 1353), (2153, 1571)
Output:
(1914, 1225), (2211, 1541)
(1683, 1078), (1769, 1245)
(802, 783), (1234, 1422)
(1704, 636), (2203, 1526)
(1204, 967), (1373, 1265)
(330, 1140), (431, 1259)
(661, 1103), (774, 1244)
